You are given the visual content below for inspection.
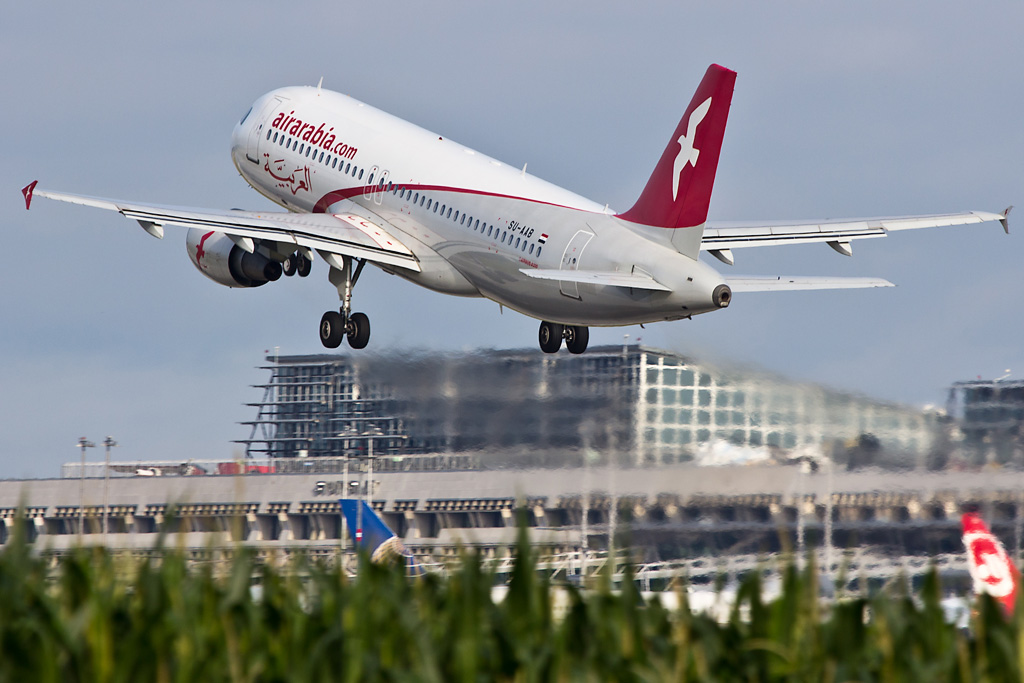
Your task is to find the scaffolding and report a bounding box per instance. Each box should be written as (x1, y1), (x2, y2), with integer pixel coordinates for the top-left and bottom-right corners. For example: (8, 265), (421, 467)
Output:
(236, 356), (415, 459)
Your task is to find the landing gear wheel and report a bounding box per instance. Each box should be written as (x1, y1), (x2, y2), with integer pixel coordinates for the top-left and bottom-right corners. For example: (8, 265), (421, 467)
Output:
(346, 312), (371, 349)
(539, 321), (563, 353)
(283, 255), (297, 277)
(296, 254), (312, 277)
(319, 311), (345, 349)
(565, 325), (589, 354)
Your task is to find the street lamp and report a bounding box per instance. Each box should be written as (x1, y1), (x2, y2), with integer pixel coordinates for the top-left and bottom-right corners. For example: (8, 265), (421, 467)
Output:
(77, 437), (95, 539)
(102, 437), (117, 540)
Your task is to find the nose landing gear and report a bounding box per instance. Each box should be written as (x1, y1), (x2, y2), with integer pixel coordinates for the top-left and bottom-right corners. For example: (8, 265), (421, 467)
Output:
(538, 320), (589, 354)
(320, 255), (371, 350)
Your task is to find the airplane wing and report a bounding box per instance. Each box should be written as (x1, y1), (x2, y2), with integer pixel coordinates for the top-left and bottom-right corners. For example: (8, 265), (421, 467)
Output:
(22, 183), (421, 272)
(519, 269), (671, 291)
(726, 276), (894, 292)
(701, 209), (1011, 265)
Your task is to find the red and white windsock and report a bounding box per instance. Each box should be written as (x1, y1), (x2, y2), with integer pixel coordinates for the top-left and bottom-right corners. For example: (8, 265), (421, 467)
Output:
(962, 512), (1019, 615)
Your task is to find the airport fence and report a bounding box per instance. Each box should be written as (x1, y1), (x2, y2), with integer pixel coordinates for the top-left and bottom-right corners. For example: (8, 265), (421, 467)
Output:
(0, 522), (1019, 681)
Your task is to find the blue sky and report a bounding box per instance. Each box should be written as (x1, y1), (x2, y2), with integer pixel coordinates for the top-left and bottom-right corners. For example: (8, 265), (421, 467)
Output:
(1, 2), (1021, 476)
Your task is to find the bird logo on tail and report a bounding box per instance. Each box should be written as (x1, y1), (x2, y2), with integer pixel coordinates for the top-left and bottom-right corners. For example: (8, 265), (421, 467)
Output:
(672, 97), (712, 201)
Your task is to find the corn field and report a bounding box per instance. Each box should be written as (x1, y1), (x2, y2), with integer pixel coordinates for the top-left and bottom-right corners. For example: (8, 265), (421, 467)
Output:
(0, 524), (1021, 682)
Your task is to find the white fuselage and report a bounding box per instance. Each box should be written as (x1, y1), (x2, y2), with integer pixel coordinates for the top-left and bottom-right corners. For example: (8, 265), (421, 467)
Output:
(230, 87), (728, 326)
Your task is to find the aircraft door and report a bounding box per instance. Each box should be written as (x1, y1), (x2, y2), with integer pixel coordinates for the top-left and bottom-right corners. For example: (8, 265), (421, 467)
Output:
(558, 230), (594, 299)
(248, 96), (286, 164)
(374, 170), (390, 205)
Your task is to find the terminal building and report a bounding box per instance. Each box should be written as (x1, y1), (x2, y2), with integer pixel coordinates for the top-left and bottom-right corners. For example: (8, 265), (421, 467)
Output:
(948, 378), (1024, 466)
(2, 346), (1017, 585)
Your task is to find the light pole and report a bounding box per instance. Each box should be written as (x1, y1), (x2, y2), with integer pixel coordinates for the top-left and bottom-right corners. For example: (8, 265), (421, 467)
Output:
(102, 437), (117, 541)
(77, 437), (95, 539)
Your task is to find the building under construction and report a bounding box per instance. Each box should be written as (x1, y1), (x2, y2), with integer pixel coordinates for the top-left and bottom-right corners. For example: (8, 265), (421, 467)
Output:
(239, 345), (938, 469)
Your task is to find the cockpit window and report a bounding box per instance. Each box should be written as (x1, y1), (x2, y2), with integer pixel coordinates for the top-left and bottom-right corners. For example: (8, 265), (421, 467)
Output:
(239, 106), (253, 125)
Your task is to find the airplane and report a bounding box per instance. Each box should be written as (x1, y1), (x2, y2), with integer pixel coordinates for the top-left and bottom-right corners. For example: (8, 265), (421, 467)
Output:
(340, 498), (423, 575)
(962, 510), (1019, 616)
(22, 64), (1010, 354)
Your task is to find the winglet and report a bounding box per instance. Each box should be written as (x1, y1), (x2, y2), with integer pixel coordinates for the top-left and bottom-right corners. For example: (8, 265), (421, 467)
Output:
(1001, 205), (1012, 234)
(22, 181), (38, 210)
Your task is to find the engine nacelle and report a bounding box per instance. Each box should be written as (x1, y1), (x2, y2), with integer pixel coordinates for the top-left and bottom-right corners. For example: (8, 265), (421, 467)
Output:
(186, 229), (282, 287)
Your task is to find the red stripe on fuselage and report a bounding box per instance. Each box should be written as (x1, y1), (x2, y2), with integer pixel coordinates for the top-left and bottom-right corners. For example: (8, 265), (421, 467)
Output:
(312, 184), (588, 214)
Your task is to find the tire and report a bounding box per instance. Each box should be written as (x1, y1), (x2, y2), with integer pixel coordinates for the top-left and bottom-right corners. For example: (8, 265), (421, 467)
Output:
(566, 325), (589, 354)
(538, 321), (563, 353)
(296, 254), (312, 277)
(319, 311), (345, 349)
(346, 312), (371, 349)
(283, 255), (297, 277)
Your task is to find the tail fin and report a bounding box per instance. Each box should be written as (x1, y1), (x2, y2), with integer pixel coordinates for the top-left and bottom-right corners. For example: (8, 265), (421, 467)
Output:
(962, 511), (1019, 616)
(617, 64), (736, 258)
(340, 499), (423, 575)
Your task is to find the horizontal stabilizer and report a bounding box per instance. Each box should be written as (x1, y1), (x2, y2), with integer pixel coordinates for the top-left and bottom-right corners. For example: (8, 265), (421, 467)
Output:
(519, 269), (671, 291)
(726, 276), (894, 292)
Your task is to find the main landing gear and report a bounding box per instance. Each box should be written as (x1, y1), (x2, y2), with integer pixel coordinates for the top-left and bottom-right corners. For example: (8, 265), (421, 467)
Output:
(320, 256), (372, 350)
(538, 320), (589, 354)
(282, 252), (313, 278)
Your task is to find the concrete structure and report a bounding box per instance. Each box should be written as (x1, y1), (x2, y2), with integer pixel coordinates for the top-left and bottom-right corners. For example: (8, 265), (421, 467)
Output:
(8, 459), (1024, 585)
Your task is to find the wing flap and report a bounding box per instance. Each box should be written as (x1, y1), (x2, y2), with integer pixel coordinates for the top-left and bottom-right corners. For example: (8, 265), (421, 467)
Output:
(30, 187), (421, 272)
(520, 269), (671, 292)
(702, 210), (1007, 251)
(727, 276), (894, 292)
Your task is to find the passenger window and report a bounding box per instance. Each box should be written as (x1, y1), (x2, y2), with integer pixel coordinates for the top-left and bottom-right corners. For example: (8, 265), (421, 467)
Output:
(460, 214), (466, 226)
(358, 169), (364, 180)
(433, 202), (439, 213)
(420, 196), (425, 207)
(536, 246), (542, 257)
(299, 144), (304, 154)
(474, 219), (480, 231)
(387, 182), (393, 192)
(414, 192), (419, 204)
(345, 163), (351, 174)
(453, 210), (459, 222)
(441, 204), (446, 214)
(306, 147), (312, 157)
(332, 158), (338, 169)
(368, 173), (374, 185)
(487, 225), (493, 237)
(266, 130), (271, 140)
(529, 244), (535, 255)
(272, 132), (278, 143)
(515, 237), (521, 248)
(319, 151), (325, 162)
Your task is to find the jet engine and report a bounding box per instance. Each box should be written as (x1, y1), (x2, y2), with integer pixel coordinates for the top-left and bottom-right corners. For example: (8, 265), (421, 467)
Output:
(186, 228), (282, 287)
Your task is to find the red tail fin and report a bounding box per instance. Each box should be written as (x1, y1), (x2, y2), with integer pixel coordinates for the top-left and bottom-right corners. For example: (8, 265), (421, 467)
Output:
(962, 512), (1019, 616)
(618, 64), (736, 233)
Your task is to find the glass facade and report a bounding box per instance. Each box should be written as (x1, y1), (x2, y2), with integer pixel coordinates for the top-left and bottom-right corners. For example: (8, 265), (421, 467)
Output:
(240, 346), (936, 467)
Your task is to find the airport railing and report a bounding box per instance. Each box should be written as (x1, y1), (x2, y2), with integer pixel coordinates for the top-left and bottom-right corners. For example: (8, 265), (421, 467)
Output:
(60, 453), (481, 479)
